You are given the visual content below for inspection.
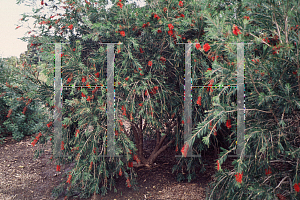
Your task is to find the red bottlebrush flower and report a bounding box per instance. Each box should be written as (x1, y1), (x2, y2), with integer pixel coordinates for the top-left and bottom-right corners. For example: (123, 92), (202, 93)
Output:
(214, 129), (217, 136)
(276, 193), (286, 200)
(115, 130), (119, 136)
(243, 16), (250, 20)
(119, 120), (123, 126)
(93, 147), (96, 154)
(233, 25), (241, 36)
(86, 96), (91, 101)
(125, 77), (129, 81)
(31, 139), (38, 147)
(22, 106), (27, 114)
(293, 71), (297, 75)
(139, 47), (144, 53)
(157, 29), (162, 33)
(181, 143), (189, 157)
(226, 119), (231, 129)
(95, 72), (100, 78)
(49, 138), (52, 141)
(261, 72), (265, 76)
(122, 105), (125, 110)
(163, 7), (167, 12)
(217, 160), (220, 171)
(126, 178), (131, 188)
(160, 56), (166, 62)
(180, 14), (185, 18)
(294, 183), (300, 192)
(56, 165), (61, 172)
(120, 31), (125, 36)
(145, 90), (148, 96)
(62, 124), (67, 129)
(168, 23), (174, 30)
(195, 43), (201, 50)
(138, 67), (142, 71)
(140, 73), (144, 76)
(128, 162), (133, 168)
(265, 167), (272, 175)
(142, 23), (147, 28)
(197, 96), (201, 106)
(117, 2), (123, 9)
(66, 173), (72, 184)
(68, 24), (73, 30)
(67, 78), (72, 84)
(81, 92), (86, 98)
(82, 76), (86, 83)
(148, 61), (153, 66)
(119, 168), (122, 176)
(235, 172), (243, 183)
(61, 141), (65, 150)
(6, 109), (13, 118)
(168, 30), (173, 36)
(154, 14), (160, 20)
(203, 43), (211, 52)
(182, 120), (184, 124)
(75, 129), (79, 137)
(179, 0), (183, 7)
(139, 103), (143, 106)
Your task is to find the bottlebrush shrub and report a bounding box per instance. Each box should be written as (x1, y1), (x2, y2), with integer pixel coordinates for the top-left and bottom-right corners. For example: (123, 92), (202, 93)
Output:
(0, 58), (49, 142)
(16, 0), (300, 199)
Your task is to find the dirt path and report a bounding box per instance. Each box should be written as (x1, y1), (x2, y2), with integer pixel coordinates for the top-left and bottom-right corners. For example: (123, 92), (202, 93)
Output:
(0, 134), (219, 200)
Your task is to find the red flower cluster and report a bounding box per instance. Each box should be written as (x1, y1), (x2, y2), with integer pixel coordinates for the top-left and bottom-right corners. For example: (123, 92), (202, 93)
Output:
(139, 103), (143, 106)
(153, 14), (160, 20)
(66, 172), (72, 184)
(179, 1), (183, 7)
(7, 109), (13, 118)
(243, 16), (250, 20)
(203, 43), (211, 52)
(181, 143), (189, 157)
(150, 86), (159, 95)
(66, 77), (72, 84)
(117, 2), (123, 9)
(226, 119), (231, 129)
(233, 25), (241, 36)
(115, 130), (119, 136)
(196, 96), (201, 106)
(22, 106), (27, 114)
(125, 77), (129, 81)
(139, 47), (144, 53)
(128, 162), (133, 168)
(157, 29), (162, 33)
(56, 165), (61, 172)
(61, 141), (65, 150)
(207, 79), (214, 92)
(195, 43), (201, 50)
(120, 31), (125, 37)
(294, 183), (300, 192)
(75, 129), (80, 137)
(126, 178), (131, 187)
(133, 154), (140, 164)
(81, 92), (86, 98)
(265, 167), (272, 175)
(235, 172), (243, 183)
(121, 105), (126, 116)
(82, 76), (86, 83)
(68, 24), (73, 30)
(89, 161), (93, 170)
(119, 168), (123, 176)
(92, 87), (99, 95)
(160, 56), (166, 63)
(217, 160), (220, 171)
(31, 132), (42, 147)
(148, 61), (153, 66)
(252, 59), (259, 64)
(276, 193), (286, 200)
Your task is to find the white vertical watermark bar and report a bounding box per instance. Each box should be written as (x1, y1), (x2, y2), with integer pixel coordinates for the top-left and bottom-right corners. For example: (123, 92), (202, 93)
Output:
(236, 43), (245, 158)
(53, 43), (63, 158)
(106, 44), (116, 157)
(176, 43), (201, 158)
(99, 43), (122, 158)
(228, 42), (253, 158)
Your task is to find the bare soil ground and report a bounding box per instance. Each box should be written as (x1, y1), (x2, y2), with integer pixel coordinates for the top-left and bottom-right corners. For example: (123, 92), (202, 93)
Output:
(0, 131), (235, 200)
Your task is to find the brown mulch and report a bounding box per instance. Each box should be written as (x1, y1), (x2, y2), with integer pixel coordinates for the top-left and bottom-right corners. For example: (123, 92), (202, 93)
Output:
(0, 133), (235, 200)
